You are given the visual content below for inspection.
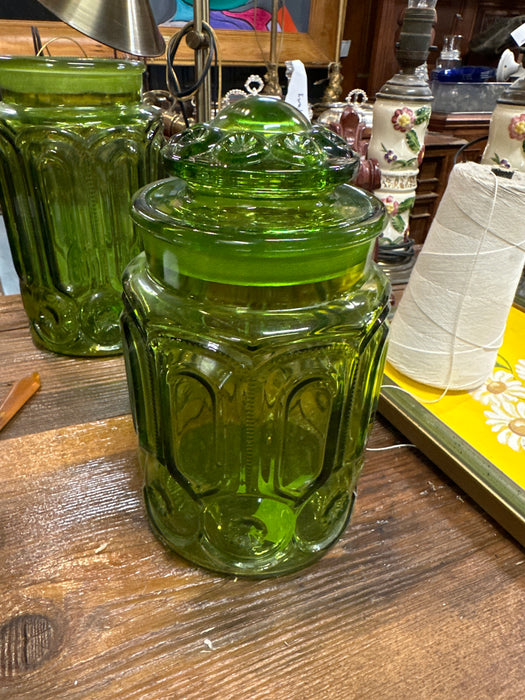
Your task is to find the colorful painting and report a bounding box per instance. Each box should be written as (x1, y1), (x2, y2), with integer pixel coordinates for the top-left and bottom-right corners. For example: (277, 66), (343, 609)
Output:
(164, 1), (310, 33)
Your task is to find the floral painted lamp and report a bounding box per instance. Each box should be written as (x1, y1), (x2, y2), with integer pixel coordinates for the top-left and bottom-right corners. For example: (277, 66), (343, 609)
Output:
(369, 102), (430, 236)
(368, 0), (437, 278)
(481, 77), (525, 173)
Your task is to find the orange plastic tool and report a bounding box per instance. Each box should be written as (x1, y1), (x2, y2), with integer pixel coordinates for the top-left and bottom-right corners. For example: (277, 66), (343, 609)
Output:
(0, 372), (41, 431)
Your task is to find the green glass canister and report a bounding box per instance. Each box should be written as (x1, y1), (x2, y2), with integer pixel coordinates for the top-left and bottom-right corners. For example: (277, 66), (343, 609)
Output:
(121, 96), (390, 577)
(0, 56), (165, 355)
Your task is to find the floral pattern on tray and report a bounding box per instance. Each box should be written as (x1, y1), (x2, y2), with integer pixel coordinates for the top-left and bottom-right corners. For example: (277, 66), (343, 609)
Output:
(471, 363), (525, 453)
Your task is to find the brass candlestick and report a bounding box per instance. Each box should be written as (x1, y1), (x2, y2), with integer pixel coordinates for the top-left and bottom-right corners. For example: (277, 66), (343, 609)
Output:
(262, 0), (283, 97)
(321, 0), (348, 104)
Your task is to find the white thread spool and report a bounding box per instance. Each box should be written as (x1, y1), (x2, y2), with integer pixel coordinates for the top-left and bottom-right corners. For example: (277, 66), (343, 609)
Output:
(387, 162), (525, 390)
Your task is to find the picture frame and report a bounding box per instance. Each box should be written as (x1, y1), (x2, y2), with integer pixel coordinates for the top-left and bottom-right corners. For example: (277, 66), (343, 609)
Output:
(157, 0), (346, 67)
(0, 1), (346, 68)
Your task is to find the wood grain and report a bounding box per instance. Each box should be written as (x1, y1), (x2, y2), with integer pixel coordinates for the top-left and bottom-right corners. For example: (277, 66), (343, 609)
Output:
(0, 614), (60, 677)
(1, 295), (524, 699)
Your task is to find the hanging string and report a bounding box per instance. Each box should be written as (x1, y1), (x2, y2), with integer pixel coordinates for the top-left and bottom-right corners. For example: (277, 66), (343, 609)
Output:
(165, 20), (222, 125)
(212, 25), (223, 113)
(36, 36), (88, 57)
(386, 162), (525, 399)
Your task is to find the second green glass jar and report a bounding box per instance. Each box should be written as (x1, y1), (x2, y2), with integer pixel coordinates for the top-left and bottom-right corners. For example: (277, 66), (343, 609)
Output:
(121, 97), (390, 576)
(0, 56), (165, 355)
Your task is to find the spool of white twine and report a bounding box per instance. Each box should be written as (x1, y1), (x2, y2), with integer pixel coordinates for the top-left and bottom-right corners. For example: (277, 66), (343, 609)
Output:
(387, 161), (525, 391)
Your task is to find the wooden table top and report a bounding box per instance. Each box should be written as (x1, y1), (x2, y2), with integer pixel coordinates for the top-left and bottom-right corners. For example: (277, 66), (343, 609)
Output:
(1, 294), (524, 699)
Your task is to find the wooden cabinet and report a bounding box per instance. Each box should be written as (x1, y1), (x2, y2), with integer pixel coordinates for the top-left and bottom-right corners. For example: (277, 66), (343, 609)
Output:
(342, 0), (525, 99)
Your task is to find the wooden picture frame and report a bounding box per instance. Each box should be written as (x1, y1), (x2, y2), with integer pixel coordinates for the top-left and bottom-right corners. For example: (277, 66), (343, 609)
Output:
(156, 0), (346, 67)
(0, 1), (346, 67)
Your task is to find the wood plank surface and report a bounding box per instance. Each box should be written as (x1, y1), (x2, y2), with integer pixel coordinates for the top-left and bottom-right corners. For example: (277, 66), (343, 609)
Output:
(0, 295), (524, 699)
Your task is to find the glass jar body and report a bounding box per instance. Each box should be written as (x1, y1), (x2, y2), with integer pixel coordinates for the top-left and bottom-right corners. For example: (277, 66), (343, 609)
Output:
(121, 252), (390, 577)
(0, 57), (165, 355)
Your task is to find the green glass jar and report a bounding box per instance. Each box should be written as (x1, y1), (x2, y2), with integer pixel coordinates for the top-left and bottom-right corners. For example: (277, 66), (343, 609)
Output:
(121, 96), (390, 576)
(0, 56), (164, 355)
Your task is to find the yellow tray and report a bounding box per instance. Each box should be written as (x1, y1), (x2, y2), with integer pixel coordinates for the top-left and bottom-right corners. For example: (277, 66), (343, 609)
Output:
(379, 303), (525, 547)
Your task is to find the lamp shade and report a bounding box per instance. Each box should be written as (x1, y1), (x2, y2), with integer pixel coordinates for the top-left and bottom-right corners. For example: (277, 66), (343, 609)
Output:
(36, 0), (166, 57)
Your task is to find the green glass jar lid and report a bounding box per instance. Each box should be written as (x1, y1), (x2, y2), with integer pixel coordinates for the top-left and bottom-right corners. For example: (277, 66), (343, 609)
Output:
(0, 56), (144, 95)
(135, 96), (385, 286)
(162, 95), (361, 196)
(133, 176), (386, 286)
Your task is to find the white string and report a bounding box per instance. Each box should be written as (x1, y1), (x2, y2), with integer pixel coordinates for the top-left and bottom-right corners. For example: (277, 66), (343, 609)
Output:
(424, 171), (496, 399)
(385, 170), (499, 404)
(386, 162), (525, 395)
(366, 443), (415, 451)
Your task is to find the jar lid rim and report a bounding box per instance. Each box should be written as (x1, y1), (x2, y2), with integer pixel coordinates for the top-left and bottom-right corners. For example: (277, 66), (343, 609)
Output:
(0, 56), (144, 94)
(131, 177), (386, 286)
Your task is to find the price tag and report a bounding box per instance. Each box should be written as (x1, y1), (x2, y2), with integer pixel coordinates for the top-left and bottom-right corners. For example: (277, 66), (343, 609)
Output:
(340, 39), (351, 58)
(511, 22), (525, 47)
(285, 60), (310, 120)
